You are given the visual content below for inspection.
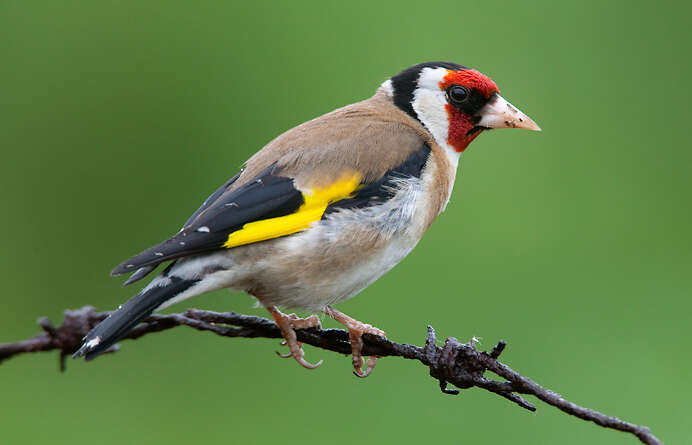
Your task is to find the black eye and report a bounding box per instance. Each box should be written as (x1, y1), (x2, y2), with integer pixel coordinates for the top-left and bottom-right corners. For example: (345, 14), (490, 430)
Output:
(446, 85), (469, 105)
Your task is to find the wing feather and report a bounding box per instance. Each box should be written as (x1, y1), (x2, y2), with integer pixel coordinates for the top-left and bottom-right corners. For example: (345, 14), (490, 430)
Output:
(112, 166), (363, 277)
(111, 164), (303, 276)
(223, 172), (362, 248)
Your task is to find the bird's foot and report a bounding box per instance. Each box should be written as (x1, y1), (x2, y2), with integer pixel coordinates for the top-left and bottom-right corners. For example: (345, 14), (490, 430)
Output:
(325, 306), (386, 378)
(266, 306), (323, 370)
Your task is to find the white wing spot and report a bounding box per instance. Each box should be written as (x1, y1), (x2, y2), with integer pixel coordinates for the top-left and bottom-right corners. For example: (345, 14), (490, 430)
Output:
(179, 241), (186, 246)
(86, 336), (102, 349)
(225, 202), (239, 207)
(154, 252), (164, 257)
(197, 226), (210, 233)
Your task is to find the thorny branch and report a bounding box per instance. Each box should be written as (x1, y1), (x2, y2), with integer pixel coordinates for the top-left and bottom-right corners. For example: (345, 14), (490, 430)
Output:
(0, 306), (661, 445)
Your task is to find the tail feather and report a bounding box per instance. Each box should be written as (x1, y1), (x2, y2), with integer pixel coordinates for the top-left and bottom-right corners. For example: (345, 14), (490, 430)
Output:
(73, 276), (197, 361)
(121, 265), (157, 287)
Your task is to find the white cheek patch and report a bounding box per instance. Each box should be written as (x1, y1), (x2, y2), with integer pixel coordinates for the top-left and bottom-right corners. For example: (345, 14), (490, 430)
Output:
(412, 89), (448, 147)
(415, 67), (448, 89)
(412, 68), (450, 148)
(411, 67), (460, 169)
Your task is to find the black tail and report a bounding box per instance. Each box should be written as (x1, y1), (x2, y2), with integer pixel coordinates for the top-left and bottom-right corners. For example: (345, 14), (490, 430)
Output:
(73, 276), (197, 361)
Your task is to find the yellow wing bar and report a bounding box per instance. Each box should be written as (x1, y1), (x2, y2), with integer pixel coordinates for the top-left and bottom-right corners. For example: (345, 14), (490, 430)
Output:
(222, 173), (362, 249)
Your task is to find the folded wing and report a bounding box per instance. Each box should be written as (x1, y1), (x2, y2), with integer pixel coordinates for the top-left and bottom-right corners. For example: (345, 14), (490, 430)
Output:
(112, 164), (304, 277)
(112, 164), (363, 279)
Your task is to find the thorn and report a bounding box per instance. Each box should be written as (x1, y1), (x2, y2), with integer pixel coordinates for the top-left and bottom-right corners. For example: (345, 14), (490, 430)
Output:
(425, 325), (437, 349)
(439, 380), (459, 395)
(490, 341), (507, 359)
(59, 351), (66, 372)
(38, 317), (57, 336)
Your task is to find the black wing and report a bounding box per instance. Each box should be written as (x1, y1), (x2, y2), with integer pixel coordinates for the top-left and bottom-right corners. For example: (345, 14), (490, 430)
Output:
(112, 164), (303, 279)
(181, 171), (242, 229)
(121, 172), (243, 285)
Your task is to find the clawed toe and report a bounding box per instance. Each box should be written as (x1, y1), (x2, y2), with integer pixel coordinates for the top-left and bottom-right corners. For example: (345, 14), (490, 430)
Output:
(349, 325), (385, 377)
(277, 340), (293, 358)
(325, 306), (386, 378)
(277, 339), (322, 369)
(267, 306), (322, 370)
(276, 349), (293, 359)
(266, 305), (385, 375)
(353, 356), (378, 378)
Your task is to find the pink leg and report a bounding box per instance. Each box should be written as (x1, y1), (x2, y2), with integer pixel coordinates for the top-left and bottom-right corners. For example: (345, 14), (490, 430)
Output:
(266, 306), (322, 370)
(324, 306), (386, 378)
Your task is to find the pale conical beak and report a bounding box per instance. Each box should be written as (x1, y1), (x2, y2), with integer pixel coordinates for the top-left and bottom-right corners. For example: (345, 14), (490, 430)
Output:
(475, 94), (541, 131)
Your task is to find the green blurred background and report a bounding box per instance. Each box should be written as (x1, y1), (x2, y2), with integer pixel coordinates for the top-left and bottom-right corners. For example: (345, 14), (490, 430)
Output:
(1, 1), (690, 444)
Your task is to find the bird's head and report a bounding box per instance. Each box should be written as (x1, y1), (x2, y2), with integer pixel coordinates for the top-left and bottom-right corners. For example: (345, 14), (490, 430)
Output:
(384, 62), (540, 152)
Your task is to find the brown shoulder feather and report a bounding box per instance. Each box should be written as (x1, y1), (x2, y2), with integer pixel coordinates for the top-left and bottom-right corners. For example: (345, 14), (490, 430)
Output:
(234, 90), (437, 190)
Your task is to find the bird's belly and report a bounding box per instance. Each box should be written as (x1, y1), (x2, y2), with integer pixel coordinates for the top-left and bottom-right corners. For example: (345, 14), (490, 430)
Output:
(251, 230), (420, 311)
(244, 177), (431, 311)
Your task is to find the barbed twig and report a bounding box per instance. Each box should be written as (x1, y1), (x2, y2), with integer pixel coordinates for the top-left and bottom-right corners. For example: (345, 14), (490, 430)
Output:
(0, 306), (662, 445)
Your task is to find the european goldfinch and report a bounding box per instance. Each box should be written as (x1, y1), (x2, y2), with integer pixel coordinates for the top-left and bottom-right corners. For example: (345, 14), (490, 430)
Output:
(74, 62), (540, 377)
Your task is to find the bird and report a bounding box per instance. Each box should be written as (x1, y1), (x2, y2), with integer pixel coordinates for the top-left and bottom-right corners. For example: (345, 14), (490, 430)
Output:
(73, 61), (540, 377)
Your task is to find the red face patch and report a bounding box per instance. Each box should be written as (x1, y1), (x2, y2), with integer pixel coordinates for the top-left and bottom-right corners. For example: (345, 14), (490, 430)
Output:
(445, 104), (483, 152)
(440, 69), (499, 152)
